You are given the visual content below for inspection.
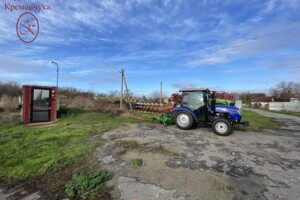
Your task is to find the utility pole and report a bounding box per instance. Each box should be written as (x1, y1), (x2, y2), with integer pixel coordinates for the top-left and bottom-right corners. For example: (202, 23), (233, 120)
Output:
(52, 61), (59, 88)
(120, 69), (124, 109)
(123, 73), (133, 111)
(119, 69), (132, 111)
(160, 81), (163, 105)
(52, 61), (59, 112)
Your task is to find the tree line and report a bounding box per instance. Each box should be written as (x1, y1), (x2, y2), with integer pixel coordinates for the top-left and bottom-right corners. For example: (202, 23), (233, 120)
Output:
(239, 81), (300, 105)
(0, 81), (22, 97)
(0, 82), (95, 98)
(0, 81), (299, 104)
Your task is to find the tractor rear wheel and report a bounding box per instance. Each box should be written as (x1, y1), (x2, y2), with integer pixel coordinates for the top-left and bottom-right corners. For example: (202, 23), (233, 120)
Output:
(175, 111), (195, 130)
(212, 118), (233, 136)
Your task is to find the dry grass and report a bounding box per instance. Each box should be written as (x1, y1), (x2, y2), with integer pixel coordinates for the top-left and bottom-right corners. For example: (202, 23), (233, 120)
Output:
(0, 95), (19, 111)
(0, 111), (21, 126)
(60, 97), (124, 115)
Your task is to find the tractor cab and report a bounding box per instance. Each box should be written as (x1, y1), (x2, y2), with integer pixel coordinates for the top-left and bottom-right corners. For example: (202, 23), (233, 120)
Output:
(174, 88), (248, 136)
(179, 89), (209, 120)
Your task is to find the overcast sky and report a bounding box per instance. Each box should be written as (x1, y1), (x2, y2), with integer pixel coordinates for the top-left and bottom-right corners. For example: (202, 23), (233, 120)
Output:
(0, 0), (299, 96)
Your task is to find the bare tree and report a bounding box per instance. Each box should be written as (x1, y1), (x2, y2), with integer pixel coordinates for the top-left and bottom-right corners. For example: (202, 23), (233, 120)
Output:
(270, 87), (281, 98)
(271, 81), (300, 101)
(238, 92), (266, 105)
(280, 81), (293, 100)
(295, 83), (300, 98)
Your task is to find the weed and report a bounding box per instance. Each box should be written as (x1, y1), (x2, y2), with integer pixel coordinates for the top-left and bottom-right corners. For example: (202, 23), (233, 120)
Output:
(65, 170), (113, 199)
(226, 185), (234, 192)
(130, 159), (143, 167)
(224, 185), (234, 194)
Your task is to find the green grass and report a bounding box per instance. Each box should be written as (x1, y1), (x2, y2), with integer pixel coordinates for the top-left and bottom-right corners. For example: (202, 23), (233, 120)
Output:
(131, 111), (156, 121)
(235, 110), (280, 131)
(65, 170), (113, 199)
(0, 111), (141, 183)
(267, 110), (300, 117)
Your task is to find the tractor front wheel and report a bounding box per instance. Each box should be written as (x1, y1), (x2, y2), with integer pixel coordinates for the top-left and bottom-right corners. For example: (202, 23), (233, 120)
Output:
(212, 118), (233, 136)
(175, 112), (195, 130)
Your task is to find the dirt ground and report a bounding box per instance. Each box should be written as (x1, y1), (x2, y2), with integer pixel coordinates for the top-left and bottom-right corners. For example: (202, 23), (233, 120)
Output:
(98, 109), (300, 200)
(1, 109), (300, 200)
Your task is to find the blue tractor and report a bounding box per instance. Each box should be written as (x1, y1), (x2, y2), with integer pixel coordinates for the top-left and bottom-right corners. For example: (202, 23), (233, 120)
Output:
(174, 88), (249, 136)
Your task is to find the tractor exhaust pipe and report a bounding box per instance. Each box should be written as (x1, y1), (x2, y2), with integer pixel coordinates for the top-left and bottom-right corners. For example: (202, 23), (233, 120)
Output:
(211, 91), (216, 114)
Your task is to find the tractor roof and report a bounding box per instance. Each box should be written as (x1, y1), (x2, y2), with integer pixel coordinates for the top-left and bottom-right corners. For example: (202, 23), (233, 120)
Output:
(179, 88), (209, 92)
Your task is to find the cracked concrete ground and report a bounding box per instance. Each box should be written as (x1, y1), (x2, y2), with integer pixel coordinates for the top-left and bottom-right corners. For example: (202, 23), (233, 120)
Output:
(97, 109), (300, 200)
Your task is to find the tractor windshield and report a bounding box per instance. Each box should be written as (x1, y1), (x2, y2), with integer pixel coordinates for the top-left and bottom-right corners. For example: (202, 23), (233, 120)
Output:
(181, 91), (204, 110)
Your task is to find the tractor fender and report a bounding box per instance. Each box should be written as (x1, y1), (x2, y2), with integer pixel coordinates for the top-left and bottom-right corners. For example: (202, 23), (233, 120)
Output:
(174, 106), (198, 122)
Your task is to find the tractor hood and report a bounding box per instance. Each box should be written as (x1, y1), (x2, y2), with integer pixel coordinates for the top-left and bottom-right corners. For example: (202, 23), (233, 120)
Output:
(214, 105), (241, 114)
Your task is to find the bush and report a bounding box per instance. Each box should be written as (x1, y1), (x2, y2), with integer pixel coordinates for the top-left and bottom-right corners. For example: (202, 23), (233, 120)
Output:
(67, 96), (96, 110)
(57, 107), (70, 118)
(96, 100), (122, 115)
(60, 97), (122, 115)
(65, 170), (113, 199)
(264, 104), (269, 109)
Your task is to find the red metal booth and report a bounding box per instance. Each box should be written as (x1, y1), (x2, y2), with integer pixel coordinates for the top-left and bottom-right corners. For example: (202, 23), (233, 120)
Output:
(22, 85), (57, 124)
